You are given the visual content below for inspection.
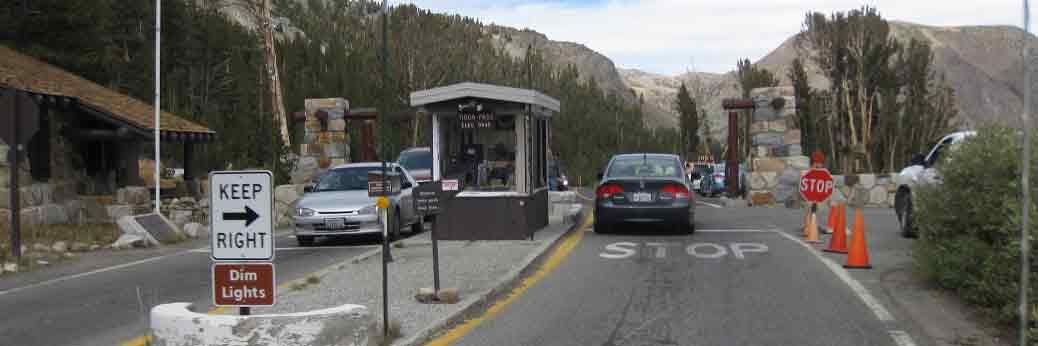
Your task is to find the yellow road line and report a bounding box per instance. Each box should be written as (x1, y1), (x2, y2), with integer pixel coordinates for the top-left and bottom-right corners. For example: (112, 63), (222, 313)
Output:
(425, 212), (592, 346)
(120, 335), (149, 346)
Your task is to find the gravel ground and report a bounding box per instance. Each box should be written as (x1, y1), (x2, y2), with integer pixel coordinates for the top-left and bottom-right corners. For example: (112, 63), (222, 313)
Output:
(254, 221), (575, 344)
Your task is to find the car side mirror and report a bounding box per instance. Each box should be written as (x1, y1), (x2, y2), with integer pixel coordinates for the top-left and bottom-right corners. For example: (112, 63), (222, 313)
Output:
(909, 154), (925, 167)
(303, 185), (314, 193)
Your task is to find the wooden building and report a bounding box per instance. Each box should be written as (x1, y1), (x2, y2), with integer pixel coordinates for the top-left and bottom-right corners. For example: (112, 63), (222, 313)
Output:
(0, 45), (215, 196)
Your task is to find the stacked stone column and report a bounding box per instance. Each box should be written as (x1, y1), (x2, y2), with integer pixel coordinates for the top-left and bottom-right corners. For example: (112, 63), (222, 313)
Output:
(293, 98), (351, 184)
(745, 87), (810, 207)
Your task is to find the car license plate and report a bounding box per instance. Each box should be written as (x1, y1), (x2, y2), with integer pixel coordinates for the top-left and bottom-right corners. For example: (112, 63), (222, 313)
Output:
(632, 192), (652, 202)
(325, 218), (345, 229)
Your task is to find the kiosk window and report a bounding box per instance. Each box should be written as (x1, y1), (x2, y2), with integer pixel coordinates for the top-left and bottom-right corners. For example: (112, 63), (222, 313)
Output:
(442, 112), (517, 191)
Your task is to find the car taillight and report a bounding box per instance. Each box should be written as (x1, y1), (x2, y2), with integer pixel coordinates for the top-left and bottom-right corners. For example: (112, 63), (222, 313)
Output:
(662, 184), (690, 199)
(596, 183), (624, 198)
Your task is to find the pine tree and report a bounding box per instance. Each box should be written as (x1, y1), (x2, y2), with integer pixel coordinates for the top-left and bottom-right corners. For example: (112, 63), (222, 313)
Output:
(675, 83), (699, 158)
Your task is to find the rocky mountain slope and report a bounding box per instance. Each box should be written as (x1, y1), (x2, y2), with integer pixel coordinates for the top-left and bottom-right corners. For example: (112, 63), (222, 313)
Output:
(486, 26), (636, 104)
(625, 21), (1037, 137)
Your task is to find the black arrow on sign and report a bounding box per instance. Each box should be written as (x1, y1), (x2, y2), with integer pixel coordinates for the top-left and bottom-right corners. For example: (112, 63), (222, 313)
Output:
(223, 205), (260, 227)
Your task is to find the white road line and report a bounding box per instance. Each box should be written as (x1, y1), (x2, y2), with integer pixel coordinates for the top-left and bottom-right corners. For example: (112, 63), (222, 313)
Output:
(888, 330), (918, 346)
(697, 201), (723, 208)
(695, 229), (768, 233)
(774, 231), (895, 322)
(0, 248), (199, 297)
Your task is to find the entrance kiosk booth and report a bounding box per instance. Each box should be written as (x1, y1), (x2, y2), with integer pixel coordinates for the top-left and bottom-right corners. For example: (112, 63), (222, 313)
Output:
(410, 82), (560, 240)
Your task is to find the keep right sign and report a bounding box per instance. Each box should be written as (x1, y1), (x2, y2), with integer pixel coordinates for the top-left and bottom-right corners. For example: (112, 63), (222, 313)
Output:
(800, 168), (834, 203)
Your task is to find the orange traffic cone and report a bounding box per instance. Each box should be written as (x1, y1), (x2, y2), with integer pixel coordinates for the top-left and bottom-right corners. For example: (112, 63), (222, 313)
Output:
(802, 207), (811, 238)
(824, 204), (848, 253)
(824, 203), (838, 234)
(804, 210), (821, 243)
(844, 208), (872, 269)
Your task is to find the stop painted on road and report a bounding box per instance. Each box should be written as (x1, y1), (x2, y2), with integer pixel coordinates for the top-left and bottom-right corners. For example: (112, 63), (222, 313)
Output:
(599, 242), (769, 259)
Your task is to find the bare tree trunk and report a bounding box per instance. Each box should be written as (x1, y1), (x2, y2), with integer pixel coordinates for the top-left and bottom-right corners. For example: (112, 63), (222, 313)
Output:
(260, 0), (290, 149)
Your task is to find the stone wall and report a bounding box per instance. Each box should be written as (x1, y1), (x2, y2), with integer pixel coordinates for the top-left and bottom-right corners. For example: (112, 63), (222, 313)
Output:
(292, 98), (351, 184)
(743, 87), (898, 209)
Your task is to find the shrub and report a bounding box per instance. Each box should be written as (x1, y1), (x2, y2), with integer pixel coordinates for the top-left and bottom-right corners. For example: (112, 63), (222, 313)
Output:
(913, 124), (1036, 341)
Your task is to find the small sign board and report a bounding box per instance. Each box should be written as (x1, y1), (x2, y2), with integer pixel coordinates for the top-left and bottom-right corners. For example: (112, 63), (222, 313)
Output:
(367, 170), (402, 197)
(413, 181), (443, 215)
(135, 213), (180, 243)
(800, 168), (835, 203)
(442, 179), (459, 191)
(459, 110), (495, 129)
(210, 171), (274, 261)
(212, 262), (275, 306)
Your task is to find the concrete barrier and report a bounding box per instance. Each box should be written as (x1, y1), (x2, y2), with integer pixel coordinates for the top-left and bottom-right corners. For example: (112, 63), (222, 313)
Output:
(150, 303), (374, 346)
(548, 191), (582, 225)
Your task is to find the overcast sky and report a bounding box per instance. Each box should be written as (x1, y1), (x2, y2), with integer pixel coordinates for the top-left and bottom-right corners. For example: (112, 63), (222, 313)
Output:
(402, 0), (1027, 75)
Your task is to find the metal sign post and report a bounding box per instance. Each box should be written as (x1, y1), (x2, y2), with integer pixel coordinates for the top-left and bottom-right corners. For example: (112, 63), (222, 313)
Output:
(1019, 2), (1032, 344)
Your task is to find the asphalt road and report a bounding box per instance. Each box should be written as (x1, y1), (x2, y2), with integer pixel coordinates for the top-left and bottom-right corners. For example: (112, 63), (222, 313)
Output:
(0, 230), (397, 346)
(449, 197), (926, 346)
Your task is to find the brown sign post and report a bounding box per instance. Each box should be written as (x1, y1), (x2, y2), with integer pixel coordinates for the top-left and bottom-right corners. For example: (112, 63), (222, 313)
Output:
(721, 99), (755, 197)
(212, 262), (276, 307)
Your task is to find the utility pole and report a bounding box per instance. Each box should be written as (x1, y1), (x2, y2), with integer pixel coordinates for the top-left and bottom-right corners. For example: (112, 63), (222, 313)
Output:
(380, 0), (392, 340)
(1018, 2), (1032, 345)
(154, 0), (161, 213)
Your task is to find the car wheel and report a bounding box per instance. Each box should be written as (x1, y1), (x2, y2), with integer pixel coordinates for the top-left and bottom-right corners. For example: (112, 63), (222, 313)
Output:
(297, 235), (314, 247)
(411, 217), (423, 234)
(896, 191), (916, 238)
(594, 216), (612, 234)
(671, 220), (688, 234)
(391, 209), (403, 240)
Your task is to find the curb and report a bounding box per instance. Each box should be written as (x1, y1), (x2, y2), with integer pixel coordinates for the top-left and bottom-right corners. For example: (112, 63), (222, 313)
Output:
(396, 207), (589, 346)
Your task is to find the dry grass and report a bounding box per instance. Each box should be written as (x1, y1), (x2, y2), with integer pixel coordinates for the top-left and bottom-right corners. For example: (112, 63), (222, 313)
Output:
(0, 222), (119, 263)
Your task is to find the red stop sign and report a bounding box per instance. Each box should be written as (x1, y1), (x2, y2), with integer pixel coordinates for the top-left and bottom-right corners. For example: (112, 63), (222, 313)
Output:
(800, 168), (834, 203)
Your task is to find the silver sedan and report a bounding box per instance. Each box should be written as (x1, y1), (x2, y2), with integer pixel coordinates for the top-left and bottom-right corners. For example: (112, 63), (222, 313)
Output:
(291, 162), (422, 246)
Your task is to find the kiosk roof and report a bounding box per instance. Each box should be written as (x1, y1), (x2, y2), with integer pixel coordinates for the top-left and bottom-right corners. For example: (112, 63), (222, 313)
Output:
(409, 82), (560, 113)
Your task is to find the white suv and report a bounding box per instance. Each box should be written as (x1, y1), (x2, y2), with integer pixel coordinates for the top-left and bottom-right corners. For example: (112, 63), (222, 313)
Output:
(893, 131), (976, 237)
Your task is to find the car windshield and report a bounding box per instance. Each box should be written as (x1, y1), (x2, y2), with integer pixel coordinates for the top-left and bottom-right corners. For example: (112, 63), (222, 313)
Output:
(313, 167), (376, 192)
(398, 150), (432, 171)
(607, 156), (681, 178)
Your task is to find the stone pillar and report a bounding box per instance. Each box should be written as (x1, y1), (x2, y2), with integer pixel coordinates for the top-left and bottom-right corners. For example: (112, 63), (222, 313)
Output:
(293, 98), (350, 184)
(746, 86), (807, 207)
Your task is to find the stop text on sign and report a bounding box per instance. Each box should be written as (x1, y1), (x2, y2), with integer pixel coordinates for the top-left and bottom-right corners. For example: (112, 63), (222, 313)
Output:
(212, 262), (276, 306)
(800, 179), (834, 194)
